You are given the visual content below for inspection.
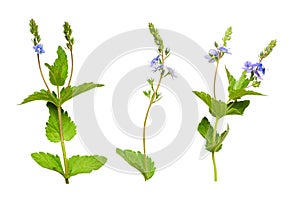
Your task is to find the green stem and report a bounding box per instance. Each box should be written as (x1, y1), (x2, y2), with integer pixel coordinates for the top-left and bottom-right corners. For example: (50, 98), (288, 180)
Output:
(212, 118), (219, 144)
(213, 61), (220, 99)
(142, 70), (164, 171)
(37, 54), (51, 93)
(67, 46), (74, 87)
(56, 86), (69, 184)
(212, 152), (217, 181)
(212, 59), (220, 182)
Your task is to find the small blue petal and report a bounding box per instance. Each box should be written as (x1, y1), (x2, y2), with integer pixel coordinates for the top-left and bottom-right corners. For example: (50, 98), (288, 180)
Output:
(33, 44), (45, 54)
(218, 46), (231, 54)
(209, 49), (218, 57)
(150, 55), (160, 66)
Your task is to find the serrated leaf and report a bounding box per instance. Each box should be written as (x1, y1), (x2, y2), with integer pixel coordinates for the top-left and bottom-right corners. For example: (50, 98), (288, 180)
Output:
(193, 91), (227, 118)
(234, 71), (250, 90)
(197, 117), (214, 139)
(226, 100), (250, 115)
(45, 46), (68, 86)
(68, 155), (107, 178)
(205, 124), (229, 152)
(31, 152), (64, 176)
(229, 90), (265, 100)
(19, 89), (58, 106)
(225, 67), (236, 93)
(45, 102), (76, 142)
(59, 82), (104, 105)
(116, 148), (156, 181)
(214, 124), (229, 152)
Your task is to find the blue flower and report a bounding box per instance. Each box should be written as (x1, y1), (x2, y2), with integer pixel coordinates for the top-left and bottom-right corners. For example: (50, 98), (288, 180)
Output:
(33, 44), (45, 54)
(218, 46), (231, 54)
(243, 61), (265, 78)
(209, 49), (218, 56)
(205, 49), (219, 63)
(152, 64), (164, 72)
(150, 55), (160, 66)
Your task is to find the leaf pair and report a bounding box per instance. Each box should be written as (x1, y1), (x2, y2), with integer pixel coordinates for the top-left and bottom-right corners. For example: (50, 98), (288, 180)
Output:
(197, 117), (229, 152)
(226, 68), (264, 100)
(116, 148), (156, 181)
(20, 82), (103, 106)
(31, 152), (107, 179)
(193, 91), (250, 119)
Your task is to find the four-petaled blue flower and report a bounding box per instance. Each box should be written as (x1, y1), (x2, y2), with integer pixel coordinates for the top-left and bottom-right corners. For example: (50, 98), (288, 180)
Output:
(218, 46), (231, 54)
(243, 61), (265, 79)
(205, 49), (219, 63)
(33, 44), (45, 54)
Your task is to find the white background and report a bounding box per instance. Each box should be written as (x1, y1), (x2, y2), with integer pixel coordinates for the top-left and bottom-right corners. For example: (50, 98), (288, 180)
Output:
(1, 0), (299, 198)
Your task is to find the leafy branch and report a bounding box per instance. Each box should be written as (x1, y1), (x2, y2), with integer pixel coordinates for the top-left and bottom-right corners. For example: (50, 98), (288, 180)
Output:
(116, 23), (177, 181)
(194, 27), (277, 181)
(20, 19), (107, 184)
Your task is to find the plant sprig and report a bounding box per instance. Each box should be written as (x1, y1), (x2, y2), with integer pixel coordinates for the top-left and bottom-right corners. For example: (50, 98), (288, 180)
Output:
(116, 23), (177, 181)
(195, 27), (276, 181)
(20, 19), (107, 184)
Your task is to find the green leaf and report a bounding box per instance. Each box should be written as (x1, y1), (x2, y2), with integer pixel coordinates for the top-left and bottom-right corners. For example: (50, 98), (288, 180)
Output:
(210, 98), (227, 118)
(225, 67), (236, 93)
(116, 148), (156, 181)
(31, 152), (64, 176)
(19, 89), (58, 106)
(45, 46), (68, 86)
(234, 71), (250, 90)
(214, 124), (230, 152)
(60, 82), (104, 105)
(229, 89), (265, 100)
(143, 90), (151, 99)
(45, 102), (76, 142)
(197, 117), (213, 139)
(225, 69), (264, 100)
(226, 100), (250, 115)
(205, 124), (229, 152)
(193, 91), (227, 118)
(68, 155), (107, 178)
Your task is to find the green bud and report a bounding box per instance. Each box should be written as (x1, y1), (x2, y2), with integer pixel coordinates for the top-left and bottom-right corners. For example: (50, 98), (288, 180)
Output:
(252, 81), (261, 88)
(63, 22), (74, 49)
(29, 19), (41, 45)
(259, 39), (277, 60)
(214, 41), (219, 48)
(148, 22), (164, 53)
(222, 26), (232, 47)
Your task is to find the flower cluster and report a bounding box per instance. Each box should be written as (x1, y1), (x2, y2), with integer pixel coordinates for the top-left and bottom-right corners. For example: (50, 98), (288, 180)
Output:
(243, 61), (265, 79)
(205, 46), (231, 63)
(196, 26), (276, 182)
(150, 55), (177, 78)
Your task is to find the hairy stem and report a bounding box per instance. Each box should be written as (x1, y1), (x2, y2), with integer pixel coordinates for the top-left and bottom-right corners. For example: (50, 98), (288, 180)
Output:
(142, 72), (164, 171)
(213, 61), (220, 99)
(67, 46), (74, 87)
(212, 118), (219, 144)
(37, 54), (51, 92)
(212, 152), (217, 181)
(212, 59), (220, 182)
(56, 86), (69, 184)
